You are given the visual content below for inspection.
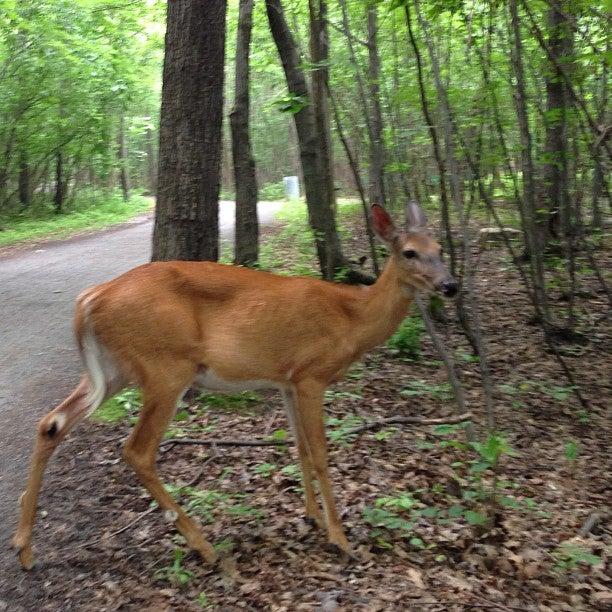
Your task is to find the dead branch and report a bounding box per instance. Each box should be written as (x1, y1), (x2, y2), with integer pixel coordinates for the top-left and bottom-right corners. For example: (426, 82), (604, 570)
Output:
(158, 413), (473, 449)
(160, 437), (288, 449)
(344, 412), (473, 435)
(72, 506), (156, 550)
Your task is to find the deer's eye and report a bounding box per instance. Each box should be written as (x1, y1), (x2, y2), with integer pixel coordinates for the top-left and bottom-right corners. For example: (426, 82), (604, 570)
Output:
(403, 249), (418, 260)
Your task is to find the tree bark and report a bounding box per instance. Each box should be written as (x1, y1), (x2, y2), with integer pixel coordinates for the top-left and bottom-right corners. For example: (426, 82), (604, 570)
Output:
(366, 5), (386, 207)
(265, 0), (349, 281)
(54, 151), (64, 214)
(152, 0), (227, 262)
(117, 114), (130, 202)
(145, 125), (157, 196)
(308, 0), (336, 215)
(508, 0), (549, 321)
(230, 0), (259, 267)
(18, 149), (31, 207)
(542, 1), (572, 241)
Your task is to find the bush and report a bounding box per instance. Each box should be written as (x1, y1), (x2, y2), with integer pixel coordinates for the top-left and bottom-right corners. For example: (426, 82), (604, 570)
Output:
(387, 316), (424, 359)
(259, 180), (287, 201)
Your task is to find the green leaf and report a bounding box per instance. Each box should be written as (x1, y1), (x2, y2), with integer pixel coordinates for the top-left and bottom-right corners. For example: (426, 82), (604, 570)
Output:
(464, 510), (488, 526)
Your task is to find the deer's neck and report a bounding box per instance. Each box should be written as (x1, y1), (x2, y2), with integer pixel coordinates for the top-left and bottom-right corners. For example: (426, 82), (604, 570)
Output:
(355, 258), (413, 352)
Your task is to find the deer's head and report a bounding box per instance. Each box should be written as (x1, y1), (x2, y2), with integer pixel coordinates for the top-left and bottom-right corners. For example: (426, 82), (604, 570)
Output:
(371, 202), (457, 297)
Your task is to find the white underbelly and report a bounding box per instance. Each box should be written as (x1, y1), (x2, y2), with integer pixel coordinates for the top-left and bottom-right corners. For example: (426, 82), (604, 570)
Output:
(194, 369), (280, 393)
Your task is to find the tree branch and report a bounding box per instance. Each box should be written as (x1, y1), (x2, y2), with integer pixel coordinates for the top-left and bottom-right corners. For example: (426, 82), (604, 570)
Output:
(159, 413), (474, 449)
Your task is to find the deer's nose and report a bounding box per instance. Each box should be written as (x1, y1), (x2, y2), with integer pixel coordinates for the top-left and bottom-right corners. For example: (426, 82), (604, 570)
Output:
(441, 279), (458, 297)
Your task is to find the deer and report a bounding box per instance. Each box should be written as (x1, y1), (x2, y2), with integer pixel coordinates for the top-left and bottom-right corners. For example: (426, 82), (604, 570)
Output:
(12, 202), (457, 569)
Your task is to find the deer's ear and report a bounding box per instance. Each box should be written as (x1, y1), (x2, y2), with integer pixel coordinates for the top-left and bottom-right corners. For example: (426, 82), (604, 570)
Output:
(405, 201), (427, 230)
(371, 204), (398, 246)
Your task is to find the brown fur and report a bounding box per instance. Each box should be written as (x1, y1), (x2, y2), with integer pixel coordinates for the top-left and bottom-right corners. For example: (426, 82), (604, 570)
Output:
(12, 204), (454, 569)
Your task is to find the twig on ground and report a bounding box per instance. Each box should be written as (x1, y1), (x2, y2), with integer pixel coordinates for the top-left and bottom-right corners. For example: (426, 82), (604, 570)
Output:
(344, 412), (473, 435)
(578, 511), (603, 537)
(72, 506), (156, 550)
(183, 444), (219, 488)
(158, 413), (473, 449)
(160, 437), (288, 449)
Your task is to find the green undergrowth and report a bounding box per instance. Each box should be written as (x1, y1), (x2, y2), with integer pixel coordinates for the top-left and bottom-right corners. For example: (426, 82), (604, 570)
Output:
(93, 388), (142, 423)
(259, 198), (361, 275)
(0, 190), (153, 247)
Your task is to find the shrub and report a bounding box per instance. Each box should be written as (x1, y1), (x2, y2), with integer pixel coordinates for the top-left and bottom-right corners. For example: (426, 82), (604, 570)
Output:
(387, 316), (424, 359)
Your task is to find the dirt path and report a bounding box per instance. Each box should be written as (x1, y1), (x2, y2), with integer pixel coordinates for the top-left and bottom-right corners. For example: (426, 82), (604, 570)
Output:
(0, 202), (282, 562)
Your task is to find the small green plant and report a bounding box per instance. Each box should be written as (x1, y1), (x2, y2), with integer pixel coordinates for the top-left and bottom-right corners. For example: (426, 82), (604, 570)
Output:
(268, 428), (289, 442)
(280, 463), (300, 479)
(387, 316), (424, 359)
(154, 548), (193, 586)
(252, 462), (277, 478)
(401, 380), (452, 401)
(374, 427), (398, 441)
(552, 542), (601, 572)
(326, 414), (364, 445)
(93, 388), (142, 423)
(564, 440), (578, 474)
(198, 391), (261, 413)
(198, 592), (211, 609)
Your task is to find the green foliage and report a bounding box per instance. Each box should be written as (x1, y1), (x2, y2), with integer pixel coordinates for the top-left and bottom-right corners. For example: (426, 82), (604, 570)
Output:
(198, 391), (261, 413)
(252, 462), (277, 478)
(153, 548), (193, 587)
(259, 180), (287, 201)
(552, 543), (601, 572)
(93, 387), (142, 423)
(0, 192), (152, 247)
(400, 380), (453, 401)
(326, 414), (364, 445)
(165, 484), (264, 525)
(387, 316), (425, 359)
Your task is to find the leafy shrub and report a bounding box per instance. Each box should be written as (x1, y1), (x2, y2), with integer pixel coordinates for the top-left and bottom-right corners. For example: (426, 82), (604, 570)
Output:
(259, 180), (287, 201)
(387, 316), (424, 359)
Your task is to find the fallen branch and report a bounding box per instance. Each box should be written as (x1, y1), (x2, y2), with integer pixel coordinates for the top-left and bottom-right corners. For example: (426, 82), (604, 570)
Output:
(160, 437), (288, 449)
(72, 506), (156, 550)
(159, 413), (473, 449)
(344, 412), (473, 435)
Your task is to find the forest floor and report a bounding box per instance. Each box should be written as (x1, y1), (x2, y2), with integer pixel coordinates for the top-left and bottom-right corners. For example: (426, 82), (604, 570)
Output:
(1, 206), (610, 611)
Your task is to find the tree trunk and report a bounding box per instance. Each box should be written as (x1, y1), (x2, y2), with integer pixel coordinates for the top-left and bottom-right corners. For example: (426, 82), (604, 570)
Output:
(152, 0), (227, 262)
(308, 0), (336, 215)
(145, 125), (157, 196)
(118, 114), (130, 202)
(366, 5), (386, 207)
(54, 151), (64, 214)
(265, 0), (345, 281)
(230, 0), (259, 267)
(18, 149), (31, 208)
(509, 0), (549, 321)
(542, 1), (572, 241)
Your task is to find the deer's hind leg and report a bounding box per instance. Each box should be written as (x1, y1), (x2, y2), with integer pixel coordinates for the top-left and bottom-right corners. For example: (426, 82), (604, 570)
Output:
(13, 376), (110, 569)
(122, 362), (216, 564)
(281, 388), (324, 528)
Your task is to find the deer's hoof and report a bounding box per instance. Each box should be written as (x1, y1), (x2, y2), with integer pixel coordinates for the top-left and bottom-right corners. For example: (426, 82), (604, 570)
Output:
(12, 539), (34, 571)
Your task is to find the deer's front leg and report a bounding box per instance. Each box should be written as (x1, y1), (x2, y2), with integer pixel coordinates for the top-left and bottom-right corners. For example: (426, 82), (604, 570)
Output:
(281, 389), (324, 527)
(293, 379), (350, 553)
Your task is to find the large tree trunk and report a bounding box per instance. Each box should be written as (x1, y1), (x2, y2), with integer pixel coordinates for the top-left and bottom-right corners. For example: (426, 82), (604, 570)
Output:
(145, 125), (157, 196)
(509, 0), (549, 322)
(366, 5), (386, 207)
(230, 0), (259, 266)
(18, 149), (31, 208)
(152, 0), (227, 262)
(54, 151), (64, 214)
(308, 0), (336, 215)
(542, 1), (572, 242)
(265, 0), (346, 281)
(117, 114), (131, 202)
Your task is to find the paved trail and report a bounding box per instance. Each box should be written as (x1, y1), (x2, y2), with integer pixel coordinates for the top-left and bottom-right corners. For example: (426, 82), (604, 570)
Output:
(0, 201), (282, 555)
